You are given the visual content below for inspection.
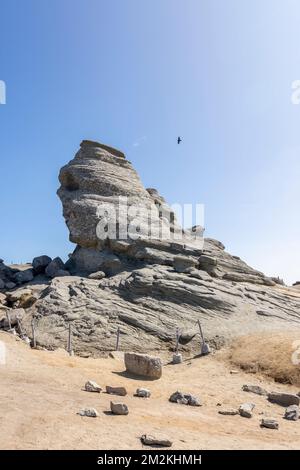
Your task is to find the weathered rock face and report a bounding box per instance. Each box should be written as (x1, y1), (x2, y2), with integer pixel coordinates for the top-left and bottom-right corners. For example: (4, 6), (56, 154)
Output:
(2, 140), (300, 356)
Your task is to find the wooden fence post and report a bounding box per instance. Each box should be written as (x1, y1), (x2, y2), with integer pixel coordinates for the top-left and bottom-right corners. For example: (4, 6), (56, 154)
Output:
(31, 319), (36, 348)
(116, 327), (121, 351)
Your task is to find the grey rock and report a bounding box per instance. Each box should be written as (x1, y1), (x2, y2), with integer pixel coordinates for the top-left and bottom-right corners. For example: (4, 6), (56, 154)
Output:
(7, 288), (37, 309)
(169, 391), (202, 406)
(78, 407), (99, 418)
(260, 418), (279, 429)
(268, 392), (300, 407)
(172, 353), (183, 364)
(242, 384), (268, 396)
(218, 408), (239, 416)
(110, 401), (129, 415)
(135, 388), (151, 398)
(106, 386), (127, 396)
(88, 271), (106, 280)
(14, 269), (34, 285)
(141, 434), (172, 447)
(32, 255), (52, 274)
(125, 352), (162, 379)
(84, 380), (102, 393)
(45, 258), (66, 278)
(239, 403), (255, 418)
(284, 405), (299, 421)
(0, 279), (4, 290)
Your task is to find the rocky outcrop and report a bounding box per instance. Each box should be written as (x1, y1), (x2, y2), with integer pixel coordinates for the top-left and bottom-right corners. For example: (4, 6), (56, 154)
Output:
(1, 140), (300, 356)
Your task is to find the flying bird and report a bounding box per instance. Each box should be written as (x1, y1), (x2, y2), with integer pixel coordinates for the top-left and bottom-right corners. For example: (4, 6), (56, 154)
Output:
(177, 136), (182, 144)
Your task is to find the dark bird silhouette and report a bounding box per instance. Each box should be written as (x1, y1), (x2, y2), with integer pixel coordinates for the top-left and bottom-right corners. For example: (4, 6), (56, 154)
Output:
(177, 136), (182, 144)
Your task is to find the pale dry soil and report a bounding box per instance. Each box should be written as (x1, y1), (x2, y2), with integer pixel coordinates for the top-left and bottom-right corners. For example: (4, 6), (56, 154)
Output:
(0, 331), (299, 450)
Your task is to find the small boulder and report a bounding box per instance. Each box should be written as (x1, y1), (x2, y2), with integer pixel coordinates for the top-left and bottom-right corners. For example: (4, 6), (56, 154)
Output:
(78, 407), (99, 417)
(5, 282), (16, 290)
(169, 391), (202, 406)
(88, 271), (106, 280)
(260, 418), (279, 429)
(14, 269), (34, 285)
(242, 384), (268, 396)
(84, 380), (102, 393)
(141, 434), (172, 447)
(32, 255), (52, 274)
(0, 279), (4, 290)
(239, 403), (255, 418)
(268, 392), (300, 407)
(284, 405), (299, 421)
(135, 388), (151, 398)
(124, 352), (162, 379)
(45, 257), (66, 278)
(106, 385), (127, 396)
(172, 353), (183, 364)
(110, 401), (129, 415)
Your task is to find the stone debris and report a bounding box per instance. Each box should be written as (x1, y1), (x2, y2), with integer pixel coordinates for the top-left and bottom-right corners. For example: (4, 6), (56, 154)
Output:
(268, 392), (300, 407)
(260, 418), (279, 429)
(141, 434), (172, 447)
(84, 380), (102, 393)
(242, 384), (268, 396)
(106, 386), (127, 396)
(78, 408), (99, 418)
(125, 352), (162, 379)
(284, 405), (299, 421)
(169, 391), (202, 406)
(110, 401), (129, 415)
(239, 403), (255, 418)
(135, 388), (151, 398)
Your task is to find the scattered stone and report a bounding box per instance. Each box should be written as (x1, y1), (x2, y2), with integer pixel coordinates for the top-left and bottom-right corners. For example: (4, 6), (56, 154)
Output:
(172, 353), (183, 364)
(268, 392), (300, 407)
(32, 255), (52, 274)
(218, 408), (239, 416)
(135, 388), (151, 398)
(110, 401), (129, 415)
(7, 288), (37, 308)
(45, 257), (66, 278)
(284, 405), (299, 421)
(106, 386), (127, 396)
(239, 403), (255, 418)
(78, 407), (99, 417)
(141, 434), (172, 447)
(230, 370), (239, 374)
(169, 391), (202, 406)
(242, 384), (268, 396)
(260, 418), (279, 429)
(88, 271), (106, 280)
(124, 352), (162, 379)
(84, 380), (102, 393)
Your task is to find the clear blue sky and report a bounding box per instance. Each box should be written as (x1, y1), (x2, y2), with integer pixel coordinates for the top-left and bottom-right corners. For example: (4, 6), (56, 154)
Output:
(0, 0), (300, 284)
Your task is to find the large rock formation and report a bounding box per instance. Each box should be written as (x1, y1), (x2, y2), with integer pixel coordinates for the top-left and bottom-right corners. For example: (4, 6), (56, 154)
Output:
(2, 140), (300, 355)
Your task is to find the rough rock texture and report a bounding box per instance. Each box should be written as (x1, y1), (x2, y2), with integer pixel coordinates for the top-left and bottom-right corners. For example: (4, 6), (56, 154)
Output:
(284, 405), (299, 421)
(260, 418), (279, 430)
(239, 403), (255, 418)
(141, 434), (172, 447)
(268, 392), (300, 407)
(125, 353), (162, 379)
(2, 140), (300, 356)
(110, 401), (129, 415)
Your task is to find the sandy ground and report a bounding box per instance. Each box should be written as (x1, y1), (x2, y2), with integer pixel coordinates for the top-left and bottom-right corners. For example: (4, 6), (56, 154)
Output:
(0, 331), (299, 450)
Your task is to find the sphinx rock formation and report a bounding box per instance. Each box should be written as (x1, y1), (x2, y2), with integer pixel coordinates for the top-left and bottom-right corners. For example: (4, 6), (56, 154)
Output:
(2, 141), (300, 356)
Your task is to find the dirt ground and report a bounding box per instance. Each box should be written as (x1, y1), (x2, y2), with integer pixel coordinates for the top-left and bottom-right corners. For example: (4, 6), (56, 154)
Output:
(0, 331), (299, 450)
